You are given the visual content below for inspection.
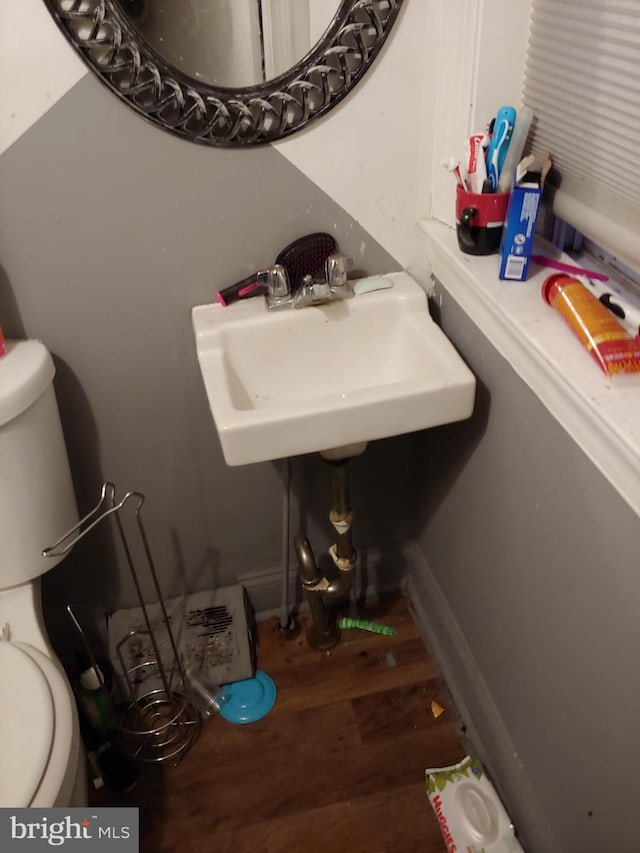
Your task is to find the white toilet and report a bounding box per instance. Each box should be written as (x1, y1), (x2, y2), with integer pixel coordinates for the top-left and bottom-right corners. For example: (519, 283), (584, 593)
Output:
(0, 339), (87, 807)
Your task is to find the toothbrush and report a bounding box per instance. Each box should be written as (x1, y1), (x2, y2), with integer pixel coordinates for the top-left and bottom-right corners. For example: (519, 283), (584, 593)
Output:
(497, 106), (534, 193)
(486, 105), (517, 191)
(440, 156), (468, 190)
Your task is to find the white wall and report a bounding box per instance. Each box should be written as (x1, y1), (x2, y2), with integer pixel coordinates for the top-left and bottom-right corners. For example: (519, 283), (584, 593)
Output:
(0, 0), (85, 155)
(274, 0), (438, 280)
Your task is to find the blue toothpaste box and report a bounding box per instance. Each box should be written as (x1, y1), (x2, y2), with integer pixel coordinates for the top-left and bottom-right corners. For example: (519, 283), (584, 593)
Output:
(499, 152), (551, 281)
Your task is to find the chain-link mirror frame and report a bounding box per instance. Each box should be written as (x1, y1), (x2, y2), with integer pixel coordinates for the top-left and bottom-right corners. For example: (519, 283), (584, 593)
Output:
(42, 0), (404, 146)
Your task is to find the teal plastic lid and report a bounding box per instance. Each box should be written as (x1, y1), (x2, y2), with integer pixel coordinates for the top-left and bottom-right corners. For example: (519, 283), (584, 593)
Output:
(219, 671), (276, 724)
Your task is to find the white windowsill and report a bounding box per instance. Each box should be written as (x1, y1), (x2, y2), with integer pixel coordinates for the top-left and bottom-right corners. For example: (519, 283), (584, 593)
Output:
(421, 218), (640, 519)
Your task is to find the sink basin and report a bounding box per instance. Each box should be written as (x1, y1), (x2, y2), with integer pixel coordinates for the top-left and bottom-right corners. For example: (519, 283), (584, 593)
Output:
(192, 271), (475, 465)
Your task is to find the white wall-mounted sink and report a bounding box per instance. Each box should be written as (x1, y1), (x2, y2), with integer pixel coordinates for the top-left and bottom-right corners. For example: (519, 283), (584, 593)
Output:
(192, 271), (475, 466)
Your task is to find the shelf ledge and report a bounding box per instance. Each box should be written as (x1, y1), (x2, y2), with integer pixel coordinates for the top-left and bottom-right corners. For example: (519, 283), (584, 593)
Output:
(421, 217), (640, 519)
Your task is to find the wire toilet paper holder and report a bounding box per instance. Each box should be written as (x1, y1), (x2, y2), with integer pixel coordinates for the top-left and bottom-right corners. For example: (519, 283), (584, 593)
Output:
(44, 481), (202, 765)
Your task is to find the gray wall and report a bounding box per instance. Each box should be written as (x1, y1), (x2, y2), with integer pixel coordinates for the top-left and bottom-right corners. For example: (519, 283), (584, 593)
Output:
(0, 74), (409, 653)
(412, 283), (640, 853)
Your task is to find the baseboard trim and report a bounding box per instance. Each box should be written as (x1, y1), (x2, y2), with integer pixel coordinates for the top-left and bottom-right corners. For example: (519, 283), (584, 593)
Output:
(406, 543), (560, 853)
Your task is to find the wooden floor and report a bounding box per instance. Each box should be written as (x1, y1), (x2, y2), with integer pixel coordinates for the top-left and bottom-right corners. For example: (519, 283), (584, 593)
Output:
(94, 594), (466, 852)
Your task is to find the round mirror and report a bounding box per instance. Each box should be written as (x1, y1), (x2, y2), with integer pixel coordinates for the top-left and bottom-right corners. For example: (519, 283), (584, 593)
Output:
(42, 0), (404, 146)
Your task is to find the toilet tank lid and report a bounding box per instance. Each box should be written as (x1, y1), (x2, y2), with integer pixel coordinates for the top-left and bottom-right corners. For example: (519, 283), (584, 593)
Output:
(0, 340), (55, 426)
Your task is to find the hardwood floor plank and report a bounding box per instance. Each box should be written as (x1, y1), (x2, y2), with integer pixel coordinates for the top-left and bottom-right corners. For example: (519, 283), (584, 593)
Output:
(351, 678), (457, 743)
(192, 696), (363, 762)
(270, 641), (441, 713)
(183, 784), (451, 853)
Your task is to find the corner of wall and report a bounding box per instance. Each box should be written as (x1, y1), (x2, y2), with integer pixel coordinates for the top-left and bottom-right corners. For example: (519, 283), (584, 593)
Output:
(406, 543), (562, 853)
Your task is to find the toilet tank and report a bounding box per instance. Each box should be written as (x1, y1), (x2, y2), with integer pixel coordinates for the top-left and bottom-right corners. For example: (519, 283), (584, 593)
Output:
(0, 340), (78, 586)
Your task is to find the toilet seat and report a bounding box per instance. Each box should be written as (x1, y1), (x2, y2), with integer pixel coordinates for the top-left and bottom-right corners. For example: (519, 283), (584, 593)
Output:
(0, 641), (77, 807)
(0, 641), (54, 806)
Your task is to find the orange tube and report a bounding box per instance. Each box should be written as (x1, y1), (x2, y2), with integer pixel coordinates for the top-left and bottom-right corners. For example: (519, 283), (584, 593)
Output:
(541, 274), (640, 376)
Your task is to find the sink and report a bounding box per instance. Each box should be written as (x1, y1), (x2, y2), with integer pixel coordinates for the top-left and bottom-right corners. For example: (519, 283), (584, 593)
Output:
(192, 271), (476, 465)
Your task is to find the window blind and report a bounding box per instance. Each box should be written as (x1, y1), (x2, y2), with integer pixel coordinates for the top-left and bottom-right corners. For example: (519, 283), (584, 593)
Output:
(522, 0), (640, 271)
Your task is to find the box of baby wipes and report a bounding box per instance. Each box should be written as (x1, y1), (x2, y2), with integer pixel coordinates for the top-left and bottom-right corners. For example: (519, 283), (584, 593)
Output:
(425, 756), (525, 852)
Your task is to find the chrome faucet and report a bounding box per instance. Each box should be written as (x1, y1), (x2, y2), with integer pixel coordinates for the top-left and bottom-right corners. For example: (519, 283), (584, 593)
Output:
(262, 253), (354, 311)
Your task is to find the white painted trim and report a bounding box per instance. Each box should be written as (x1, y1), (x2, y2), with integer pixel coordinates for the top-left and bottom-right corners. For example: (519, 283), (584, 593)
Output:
(422, 217), (640, 520)
(427, 0), (482, 226)
(406, 546), (561, 853)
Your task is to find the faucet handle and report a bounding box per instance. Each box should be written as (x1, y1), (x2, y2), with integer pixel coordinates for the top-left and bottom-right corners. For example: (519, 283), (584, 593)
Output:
(259, 264), (291, 307)
(325, 253), (354, 288)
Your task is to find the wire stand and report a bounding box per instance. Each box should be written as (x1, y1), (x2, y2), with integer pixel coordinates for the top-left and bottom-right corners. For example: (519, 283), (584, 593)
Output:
(44, 482), (202, 765)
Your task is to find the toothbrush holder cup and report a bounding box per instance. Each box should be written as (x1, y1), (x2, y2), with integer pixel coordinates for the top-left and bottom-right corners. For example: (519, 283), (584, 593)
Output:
(455, 186), (510, 256)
